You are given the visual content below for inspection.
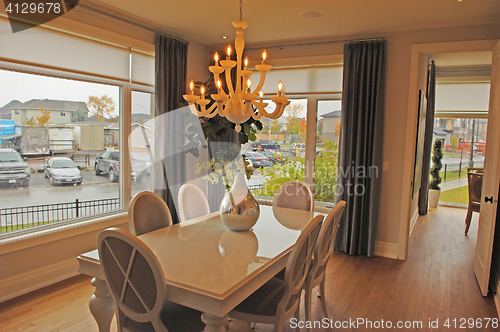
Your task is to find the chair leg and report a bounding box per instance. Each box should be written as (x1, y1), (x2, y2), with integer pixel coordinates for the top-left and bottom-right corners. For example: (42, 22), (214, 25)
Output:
(305, 285), (312, 332)
(318, 279), (328, 319)
(465, 207), (473, 235)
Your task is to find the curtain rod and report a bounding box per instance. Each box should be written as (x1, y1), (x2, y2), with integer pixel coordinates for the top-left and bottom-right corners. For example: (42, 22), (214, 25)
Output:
(78, 4), (190, 45)
(245, 37), (387, 51)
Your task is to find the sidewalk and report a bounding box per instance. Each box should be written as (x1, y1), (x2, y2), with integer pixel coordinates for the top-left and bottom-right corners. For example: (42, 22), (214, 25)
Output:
(440, 177), (468, 191)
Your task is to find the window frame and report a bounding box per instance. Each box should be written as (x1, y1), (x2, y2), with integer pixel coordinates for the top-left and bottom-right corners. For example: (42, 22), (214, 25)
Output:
(0, 60), (135, 239)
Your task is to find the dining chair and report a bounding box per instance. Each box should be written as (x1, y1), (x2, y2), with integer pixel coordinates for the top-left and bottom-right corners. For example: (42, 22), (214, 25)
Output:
(98, 228), (205, 332)
(304, 201), (346, 328)
(273, 180), (314, 212)
(228, 214), (324, 332)
(465, 170), (483, 235)
(128, 191), (172, 236)
(178, 183), (210, 222)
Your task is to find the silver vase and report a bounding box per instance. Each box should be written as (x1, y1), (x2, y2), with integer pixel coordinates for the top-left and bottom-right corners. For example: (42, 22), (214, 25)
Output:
(219, 172), (260, 232)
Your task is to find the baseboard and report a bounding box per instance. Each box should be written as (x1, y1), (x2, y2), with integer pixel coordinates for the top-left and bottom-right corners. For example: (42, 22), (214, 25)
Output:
(0, 258), (78, 303)
(374, 241), (399, 259)
(409, 208), (419, 237)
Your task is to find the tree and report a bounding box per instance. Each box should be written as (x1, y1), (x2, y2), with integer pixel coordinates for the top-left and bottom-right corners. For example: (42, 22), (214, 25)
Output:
(450, 135), (458, 153)
(36, 106), (51, 126)
(71, 109), (87, 122)
(298, 119), (307, 141)
(283, 102), (304, 135)
(23, 117), (36, 125)
(87, 95), (116, 122)
(429, 139), (444, 190)
(335, 119), (341, 139)
(270, 119), (283, 134)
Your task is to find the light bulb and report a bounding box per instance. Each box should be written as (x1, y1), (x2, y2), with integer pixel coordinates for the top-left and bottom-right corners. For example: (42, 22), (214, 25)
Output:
(262, 50), (267, 61)
(247, 78), (252, 88)
(227, 45), (232, 57)
(244, 57), (248, 68)
(278, 80), (283, 91)
(190, 81), (194, 91)
(214, 52), (219, 64)
(201, 86), (205, 95)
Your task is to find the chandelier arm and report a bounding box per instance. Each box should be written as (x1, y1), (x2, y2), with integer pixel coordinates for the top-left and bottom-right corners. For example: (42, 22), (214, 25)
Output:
(198, 103), (218, 117)
(225, 68), (235, 96)
(252, 72), (267, 95)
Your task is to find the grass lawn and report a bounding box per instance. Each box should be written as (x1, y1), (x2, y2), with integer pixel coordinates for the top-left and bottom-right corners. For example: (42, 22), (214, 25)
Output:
(439, 169), (467, 182)
(440, 185), (468, 204)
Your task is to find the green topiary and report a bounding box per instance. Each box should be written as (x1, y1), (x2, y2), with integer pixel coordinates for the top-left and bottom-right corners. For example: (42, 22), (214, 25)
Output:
(429, 139), (444, 190)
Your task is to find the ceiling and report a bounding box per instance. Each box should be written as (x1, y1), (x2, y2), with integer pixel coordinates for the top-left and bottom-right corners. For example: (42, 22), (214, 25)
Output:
(84, 0), (500, 47)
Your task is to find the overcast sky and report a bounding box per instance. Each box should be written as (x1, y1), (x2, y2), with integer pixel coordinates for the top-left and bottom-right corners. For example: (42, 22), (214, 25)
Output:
(0, 69), (151, 117)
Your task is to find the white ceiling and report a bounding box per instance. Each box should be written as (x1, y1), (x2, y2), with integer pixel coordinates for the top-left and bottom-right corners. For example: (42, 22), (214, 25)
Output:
(86, 0), (500, 46)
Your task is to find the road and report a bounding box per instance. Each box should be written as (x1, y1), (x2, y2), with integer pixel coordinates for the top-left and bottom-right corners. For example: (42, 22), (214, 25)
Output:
(0, 171), (150, 209)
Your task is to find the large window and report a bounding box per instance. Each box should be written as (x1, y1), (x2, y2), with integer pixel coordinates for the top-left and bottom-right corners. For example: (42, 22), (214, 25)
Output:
(0, 18), (155, 236)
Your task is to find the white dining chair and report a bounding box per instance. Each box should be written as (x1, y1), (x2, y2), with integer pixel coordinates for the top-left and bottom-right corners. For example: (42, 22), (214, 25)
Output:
(98, 228), (205, 332)
(128, 191), (172, 236)
(178, 183), (210, 222)
(273, 180), (314, 212)
(228, 214), (324, 332)
(304, 201), (346, 329)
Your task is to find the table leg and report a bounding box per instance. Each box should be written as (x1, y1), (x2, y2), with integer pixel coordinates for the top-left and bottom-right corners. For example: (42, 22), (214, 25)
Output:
(201, 312), (228, 332)
(89, 277), (115, 332)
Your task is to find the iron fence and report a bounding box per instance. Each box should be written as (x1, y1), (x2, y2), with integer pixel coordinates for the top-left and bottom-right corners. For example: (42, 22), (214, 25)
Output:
(441, 160), (484, 182)
(0, 198), (119, 234)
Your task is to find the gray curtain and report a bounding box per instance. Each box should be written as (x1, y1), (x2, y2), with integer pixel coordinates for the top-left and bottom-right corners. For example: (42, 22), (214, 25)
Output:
(418, 61), (436, 215)
(334, 40), (385, 257)
(153, 35), (188, 224)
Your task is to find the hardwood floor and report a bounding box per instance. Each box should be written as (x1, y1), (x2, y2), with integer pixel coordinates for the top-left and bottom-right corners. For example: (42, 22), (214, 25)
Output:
(0, 207), (497, 331)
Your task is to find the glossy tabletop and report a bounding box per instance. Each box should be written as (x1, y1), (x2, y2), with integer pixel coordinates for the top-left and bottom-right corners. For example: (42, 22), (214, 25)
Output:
(78, 205), (317, 325)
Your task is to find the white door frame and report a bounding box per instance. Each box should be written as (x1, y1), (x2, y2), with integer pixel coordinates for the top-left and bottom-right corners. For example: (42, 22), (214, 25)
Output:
(399, 40), (499, 260)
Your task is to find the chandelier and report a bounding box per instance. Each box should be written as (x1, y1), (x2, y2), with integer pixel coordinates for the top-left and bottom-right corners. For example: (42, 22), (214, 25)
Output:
(183, 0), (290, 133)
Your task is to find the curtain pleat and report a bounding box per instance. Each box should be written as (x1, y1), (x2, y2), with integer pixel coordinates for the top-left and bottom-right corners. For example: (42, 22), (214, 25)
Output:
(334, 41), (385, 257)
(153, 35), (188, 224)
(418, 61), (436, 215)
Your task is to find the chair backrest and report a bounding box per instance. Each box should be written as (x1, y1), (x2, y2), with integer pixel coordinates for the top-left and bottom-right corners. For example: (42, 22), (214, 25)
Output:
(276, 215), (323, 319)
(308, 201), (346, 281)
(273, 180), (314, 211)
(128, 191), (172, 236)
(98, 228), (166, 328)
(467, 172), (483, 205)
(178, 183), (210, 222)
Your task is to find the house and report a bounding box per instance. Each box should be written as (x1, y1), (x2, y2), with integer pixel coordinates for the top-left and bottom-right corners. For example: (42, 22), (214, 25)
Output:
(1, 0), (499, 327)
(10, 99), (89, 125)
(0, 100), (21, 119)
(321, 110), (341, 143)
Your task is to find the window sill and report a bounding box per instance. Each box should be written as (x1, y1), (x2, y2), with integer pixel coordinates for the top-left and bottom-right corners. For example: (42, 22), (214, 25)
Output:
(0, 211), (128, 256)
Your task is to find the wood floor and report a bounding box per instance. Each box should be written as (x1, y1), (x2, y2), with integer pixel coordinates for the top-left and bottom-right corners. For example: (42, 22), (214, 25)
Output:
(0, 207), (497, 331)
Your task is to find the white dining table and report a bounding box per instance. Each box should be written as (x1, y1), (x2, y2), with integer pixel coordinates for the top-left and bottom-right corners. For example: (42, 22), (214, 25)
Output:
(77, 205), (318, 332)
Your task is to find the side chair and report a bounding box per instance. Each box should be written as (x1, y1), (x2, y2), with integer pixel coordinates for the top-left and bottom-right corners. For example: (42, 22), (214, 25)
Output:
(273, 180), (314, 212)
(128, 191), (172, 236)
(178, 183), (210, 222)
(304, 201), (346, 329)
(228, 214), (324, 332)
(98, 228), (205, 332)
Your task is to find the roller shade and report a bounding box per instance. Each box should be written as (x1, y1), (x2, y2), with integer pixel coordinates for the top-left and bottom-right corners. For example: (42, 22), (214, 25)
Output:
(259, 67), (343, 94)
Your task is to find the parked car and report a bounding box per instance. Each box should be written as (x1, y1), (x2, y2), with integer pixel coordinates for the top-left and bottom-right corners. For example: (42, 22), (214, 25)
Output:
(290, 143), (306, 150)
(244, 152), (273, 168)
(44, 157), (82, 186)
(95, 150), (137, 182)
(262, 150), (285, 165)
(251, 139), (280, 151)
(0, 148), (31, 187)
